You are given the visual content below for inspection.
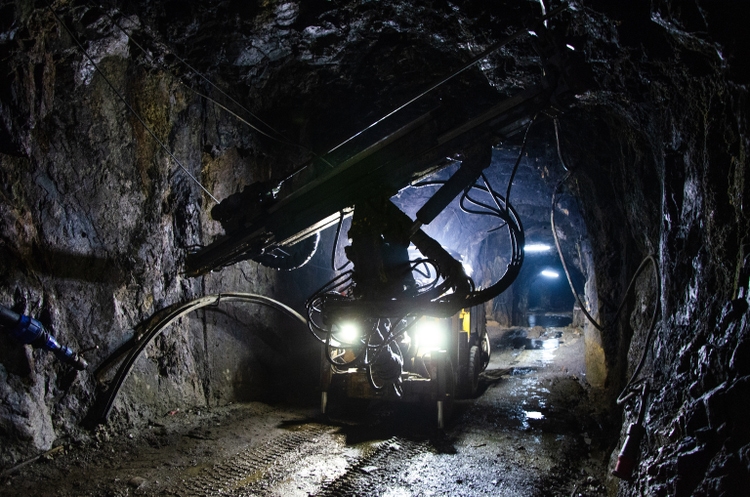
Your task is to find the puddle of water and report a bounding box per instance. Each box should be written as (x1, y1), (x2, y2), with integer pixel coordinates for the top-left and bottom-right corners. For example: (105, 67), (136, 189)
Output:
(525, 338), (560, 350)
(541, 349), (556, 363)
(511, 368), (535, 376)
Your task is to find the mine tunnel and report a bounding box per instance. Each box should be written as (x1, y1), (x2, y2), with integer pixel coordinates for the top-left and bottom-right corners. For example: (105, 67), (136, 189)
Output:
(0, 0), (748, 496)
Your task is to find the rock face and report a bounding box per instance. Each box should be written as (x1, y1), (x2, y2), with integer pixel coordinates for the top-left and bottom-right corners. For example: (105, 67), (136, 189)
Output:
(0, 0), (748, 495)
(0, 0), (316, 464)
(558, 2), (750, 495)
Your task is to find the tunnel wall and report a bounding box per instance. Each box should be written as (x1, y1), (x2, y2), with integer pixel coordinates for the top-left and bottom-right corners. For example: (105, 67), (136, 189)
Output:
(0, 1), (304, 466)
(561, 1), (750, 494)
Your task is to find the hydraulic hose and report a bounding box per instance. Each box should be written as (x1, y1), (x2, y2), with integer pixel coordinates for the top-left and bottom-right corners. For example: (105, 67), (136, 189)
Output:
(88, 293), (306, 425)
(0, 304), (88, 371)
(551, 173), (661, 396)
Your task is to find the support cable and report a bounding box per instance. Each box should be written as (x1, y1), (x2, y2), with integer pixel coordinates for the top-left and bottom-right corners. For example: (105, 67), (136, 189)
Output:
(506, 114), (537, 206)
(95, 3), (288, 144)
(95, 3), (335, 176)
(179, 84), (288, 144)
(326, 3), (570, 157)
(181, 83), (335, 171)
(553, 118), (569, 171)
(48, 5), (218, 203)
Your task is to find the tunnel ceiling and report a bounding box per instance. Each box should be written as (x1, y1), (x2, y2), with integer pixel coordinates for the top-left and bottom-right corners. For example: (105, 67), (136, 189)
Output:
(110, 0), (588, 276)
(1, 1), (749, 495)
(0, 0), (727, 260)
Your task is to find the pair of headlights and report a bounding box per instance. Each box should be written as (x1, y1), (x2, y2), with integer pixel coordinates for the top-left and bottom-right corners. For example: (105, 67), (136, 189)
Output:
(330, 318), (449, 352)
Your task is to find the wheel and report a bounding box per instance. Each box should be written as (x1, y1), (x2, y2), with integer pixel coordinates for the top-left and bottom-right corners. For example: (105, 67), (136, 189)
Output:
(467, 345), (481, 396)
(457, 336), (471, 399)
(480, 331), (491, 371)
(458, 341), (482, 398)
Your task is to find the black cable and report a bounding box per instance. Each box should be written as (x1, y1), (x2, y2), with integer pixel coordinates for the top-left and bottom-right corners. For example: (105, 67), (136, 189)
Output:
(90, 293), (307, 424)
(481, 172), (505, 214)
(553, 118), (569, 172)
(551, 172), (604, 332)
(550, 120), (661, 405)
(616, 256), (660, 405)
(461, 189), (501, 217)
(47, 5), (219, 204)
(410, 258), (438, 280)
(412, 179), (509, 228)
(95, 4), (287, 143)
(325, 3), (571, 157)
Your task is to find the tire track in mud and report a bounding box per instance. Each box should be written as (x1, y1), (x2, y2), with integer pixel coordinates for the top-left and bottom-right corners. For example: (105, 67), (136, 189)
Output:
(311, 437), (433, 497)
(169, 424), (328, 496)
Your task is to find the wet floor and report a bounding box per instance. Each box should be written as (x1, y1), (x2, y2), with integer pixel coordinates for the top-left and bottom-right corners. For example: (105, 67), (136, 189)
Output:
(0, 324), (612, 496)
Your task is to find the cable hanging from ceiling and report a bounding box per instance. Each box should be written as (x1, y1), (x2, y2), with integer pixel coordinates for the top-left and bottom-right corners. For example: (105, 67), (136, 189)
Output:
(89, 1), (344, 177)
(550, 117), (661, 405)
(95, 5), (296, 143)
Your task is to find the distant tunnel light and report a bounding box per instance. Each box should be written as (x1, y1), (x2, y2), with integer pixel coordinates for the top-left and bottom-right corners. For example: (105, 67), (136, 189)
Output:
(540, 269), (560, 279)
(524, 243), (552, 253)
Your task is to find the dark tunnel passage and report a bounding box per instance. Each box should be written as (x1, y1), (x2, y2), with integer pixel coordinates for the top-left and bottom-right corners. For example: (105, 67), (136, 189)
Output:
(0, 1), (749, 496)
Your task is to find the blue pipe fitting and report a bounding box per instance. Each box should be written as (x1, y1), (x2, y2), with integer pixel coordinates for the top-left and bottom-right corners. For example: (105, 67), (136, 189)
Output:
(1, 305), (88, 371)
(9, 314), (46, 344)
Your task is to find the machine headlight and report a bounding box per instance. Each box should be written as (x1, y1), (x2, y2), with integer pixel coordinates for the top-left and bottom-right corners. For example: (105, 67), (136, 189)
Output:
(414, 318), (449, 352)
(332, 321), (361, 346)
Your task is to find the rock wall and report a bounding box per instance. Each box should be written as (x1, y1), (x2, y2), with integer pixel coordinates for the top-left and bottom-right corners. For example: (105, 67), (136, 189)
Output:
(559, 1), (750, 494)
(0, 0), (307, 466)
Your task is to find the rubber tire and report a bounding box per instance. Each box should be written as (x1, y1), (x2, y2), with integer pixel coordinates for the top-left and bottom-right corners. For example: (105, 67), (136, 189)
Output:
(467, 345), (481, 398)
(457, 337), (471, 399)
(480, 331), (491, 371)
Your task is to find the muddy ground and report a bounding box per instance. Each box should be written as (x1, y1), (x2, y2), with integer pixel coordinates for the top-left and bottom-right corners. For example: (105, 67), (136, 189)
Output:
(0, 324), (615, 496)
